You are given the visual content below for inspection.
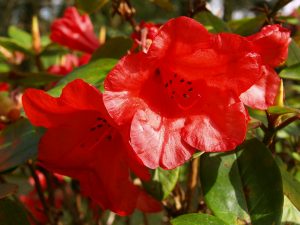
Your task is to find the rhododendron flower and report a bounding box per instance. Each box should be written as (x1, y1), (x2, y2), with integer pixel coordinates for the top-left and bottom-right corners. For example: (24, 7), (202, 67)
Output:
(22, 79), (161, 215)
(47, 53), (91, 76)
(131, 21), (161, 52)
(50, 7), (99, 54)
(240, 25), (291, 109)
(103, 16), (276, 169)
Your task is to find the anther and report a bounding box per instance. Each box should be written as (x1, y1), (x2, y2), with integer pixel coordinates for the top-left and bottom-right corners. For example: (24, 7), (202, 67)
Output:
(165, 83), (168, 88)
(90, 127), (96, 131)
(97, 124), (103, 128)
(180, 79), (184, 83)
(174, 73), (177, 78)
(155, 68), (160, 75)
(188, 88), (193, 92)
(106, 135), (112, 141)
(183, 94), (189, 98)
(169, 80), (173, 84)
(187, 81), (192, 85)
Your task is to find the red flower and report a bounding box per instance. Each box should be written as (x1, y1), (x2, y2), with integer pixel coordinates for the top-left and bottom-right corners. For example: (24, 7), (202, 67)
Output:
(240, 25), (291, 109)
(50, 7), (99, 54)
(47, 53), (91, 76)
(103, 17), (265, 169)
(22, 79), (161, 215)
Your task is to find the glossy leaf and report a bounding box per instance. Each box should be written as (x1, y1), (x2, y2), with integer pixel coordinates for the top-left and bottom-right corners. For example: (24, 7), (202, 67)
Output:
(92, 37), (132, 60)
(200, 139), (283, 225)
(8, 26), (32, 49)
(171, 213), (227, 225)
(194, 11), (231, 33)
(49, 58), (117, 96)
(0, 198), (30, 225)
(0, 37), (32, 55)
(286, 40), (300, 67)
(0, 119), (43, 173)
(0, 183), (17, 199)
(276, 157), (300, 211)
(143, 167), (180, 200)
(76, 0), (109, 13)
(280, 63), (300, 80)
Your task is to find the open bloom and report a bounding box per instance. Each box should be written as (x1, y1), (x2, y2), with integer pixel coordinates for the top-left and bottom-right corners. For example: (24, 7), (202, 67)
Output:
(240, 25), (291, 109)
(22, 79), (161, 215)
(50, 7), (100, 54)
(47, 53), (91, 76)
(103, 17), (289, 169)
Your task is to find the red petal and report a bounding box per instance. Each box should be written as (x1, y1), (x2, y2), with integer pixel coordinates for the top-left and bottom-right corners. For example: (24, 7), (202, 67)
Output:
(247, 24), (291, 67)
(136, 191), (162, 213)
(182, 101), (248, 152)
(23, 79), (104, 128)
(130, 108), (195, 169)
(37, 111), (109, 172)
(104, 53), (150, 125)
(240, 66), (281, 110)
(149, 17), (262, 94)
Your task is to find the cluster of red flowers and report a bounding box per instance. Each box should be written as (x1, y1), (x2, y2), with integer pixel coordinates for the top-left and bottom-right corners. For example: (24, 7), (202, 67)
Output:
(22, 7), (291, 215)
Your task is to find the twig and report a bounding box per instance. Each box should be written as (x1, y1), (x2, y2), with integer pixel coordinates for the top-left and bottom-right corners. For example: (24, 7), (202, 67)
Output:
(276, 115), (300, 131)
(27, 160), (55, 225)
(184, 157), (200, 212)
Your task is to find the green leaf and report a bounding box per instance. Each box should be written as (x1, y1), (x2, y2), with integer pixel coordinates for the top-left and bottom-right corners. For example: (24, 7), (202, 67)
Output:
(200, 139), (283, 225)
(280, 63), (300, 80)
(76, 0), (109, 13)
(8, 26), (32, 49)
(275, 157), (300, 211)
(171, 213), (227, 225)
(0, 183), (17, 199)
(0, 37), (32, 55)
(268, 106), (300, 115)
(0, 119), (43, 173)
(281, 196), (300, 225)
(92, 37), (132, 60)
(194, 11), (231, 33)
(0, 198), (30, 225)
(49, 58), (117, 97)
(231, 15), (266, 36)
(286, 40), (300, 67)
(143, 167), (179, 200)
(2, 72), (62, 87)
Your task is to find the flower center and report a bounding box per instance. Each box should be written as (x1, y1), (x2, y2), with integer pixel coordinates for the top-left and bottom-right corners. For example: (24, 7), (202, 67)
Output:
(157, 68), (200, 110)
(79, 116), (113, 149)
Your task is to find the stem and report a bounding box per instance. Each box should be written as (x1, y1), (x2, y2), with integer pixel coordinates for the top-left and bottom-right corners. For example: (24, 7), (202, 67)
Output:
(276, 115), (300, 131)
(27, 160), (55, 225)
(185, 157), (200, 212)
(142, 213), (149, 225)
